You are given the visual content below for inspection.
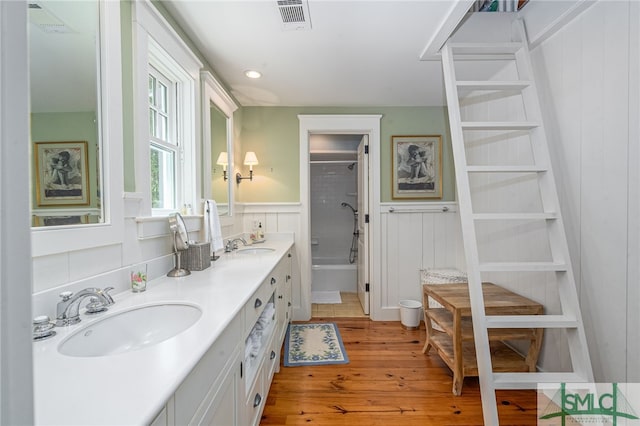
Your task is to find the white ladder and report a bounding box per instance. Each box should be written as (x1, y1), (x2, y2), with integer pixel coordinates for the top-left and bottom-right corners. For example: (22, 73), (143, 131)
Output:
(441, 20), (594, 425)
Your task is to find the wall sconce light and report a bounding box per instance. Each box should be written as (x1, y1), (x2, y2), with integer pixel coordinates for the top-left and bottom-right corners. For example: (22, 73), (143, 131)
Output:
(236, 151), (259, 184)
(216, 152), (229, 181)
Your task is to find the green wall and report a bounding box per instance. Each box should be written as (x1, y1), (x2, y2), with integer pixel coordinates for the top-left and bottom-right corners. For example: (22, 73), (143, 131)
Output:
(238, 106), (454, 203)
(30, 112), (100, 210)
(119, 2), (455, 205)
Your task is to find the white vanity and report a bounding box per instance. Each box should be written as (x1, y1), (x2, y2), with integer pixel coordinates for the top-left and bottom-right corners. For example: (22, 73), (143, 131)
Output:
(33, 237), (294, 425)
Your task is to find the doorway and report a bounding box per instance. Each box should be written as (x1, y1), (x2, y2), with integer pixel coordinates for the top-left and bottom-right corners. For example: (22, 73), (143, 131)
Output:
(309, 134), (366, 317)
(298, 115), (381, 321)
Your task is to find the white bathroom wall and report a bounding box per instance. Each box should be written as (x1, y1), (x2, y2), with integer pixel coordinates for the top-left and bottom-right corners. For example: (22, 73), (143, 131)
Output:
(522, 0), (640, 381)
(310, 162), (358, 263)
(240, 202), (462, 321)
(378, 202), (463, 319)
(455, 52), (573, 371)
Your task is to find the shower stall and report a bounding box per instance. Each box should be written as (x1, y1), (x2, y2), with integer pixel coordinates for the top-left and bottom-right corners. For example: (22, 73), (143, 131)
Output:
(309, 135), (360, 294)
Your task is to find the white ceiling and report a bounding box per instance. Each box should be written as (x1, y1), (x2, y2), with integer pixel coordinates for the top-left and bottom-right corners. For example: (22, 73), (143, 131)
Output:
(161, 1), (468, 107)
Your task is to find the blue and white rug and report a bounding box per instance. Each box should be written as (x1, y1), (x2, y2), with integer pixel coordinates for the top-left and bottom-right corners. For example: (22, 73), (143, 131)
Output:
(284, 322), (349, 366)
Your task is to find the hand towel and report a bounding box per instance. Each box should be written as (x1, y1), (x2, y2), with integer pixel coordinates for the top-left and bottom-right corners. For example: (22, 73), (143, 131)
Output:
(204, 200), (224, 254)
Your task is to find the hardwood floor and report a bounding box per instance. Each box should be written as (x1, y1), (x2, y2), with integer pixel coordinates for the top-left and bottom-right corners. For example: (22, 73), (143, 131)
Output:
(261, 318), (538, 425)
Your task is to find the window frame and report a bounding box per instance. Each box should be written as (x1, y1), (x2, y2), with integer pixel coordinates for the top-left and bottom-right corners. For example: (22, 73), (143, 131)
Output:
(132, 0), (202, 218)
(148, 63), (179, 212)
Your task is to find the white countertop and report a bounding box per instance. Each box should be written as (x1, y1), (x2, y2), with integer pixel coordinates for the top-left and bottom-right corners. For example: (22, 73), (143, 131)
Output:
(33, 237), (294, 426)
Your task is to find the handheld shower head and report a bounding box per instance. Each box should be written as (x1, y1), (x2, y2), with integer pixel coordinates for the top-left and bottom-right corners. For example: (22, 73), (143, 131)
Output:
(341, 202), (357, 214)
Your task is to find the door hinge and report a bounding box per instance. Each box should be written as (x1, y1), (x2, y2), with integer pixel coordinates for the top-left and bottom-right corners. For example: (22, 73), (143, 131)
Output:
(240, 361), (243, 378)
(364, 145), (369, 154)
(365, 214), (369, 223)
(365, 283), (370, 292)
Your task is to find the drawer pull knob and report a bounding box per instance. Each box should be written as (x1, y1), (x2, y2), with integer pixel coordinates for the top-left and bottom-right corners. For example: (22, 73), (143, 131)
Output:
(253, 393), (262, 408)
(254, 298), (262, 309)
(271, 277), (276, 285)
(270, 350), (276, 360)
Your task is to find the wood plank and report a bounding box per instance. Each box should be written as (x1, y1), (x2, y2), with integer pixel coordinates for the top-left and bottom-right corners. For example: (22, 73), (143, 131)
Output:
(260, 318), (539, 425)
(423, 283), (544, 317)
(427, 309), (539, 341)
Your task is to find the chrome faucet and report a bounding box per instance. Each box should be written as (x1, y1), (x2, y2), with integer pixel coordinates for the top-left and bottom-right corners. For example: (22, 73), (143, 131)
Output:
(225, 237), (248, 252)
(56, 287), (115, 326)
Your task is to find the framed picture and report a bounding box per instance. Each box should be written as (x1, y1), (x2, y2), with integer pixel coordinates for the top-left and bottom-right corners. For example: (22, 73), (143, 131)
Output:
(392, 135), (442, 199)
(34, 141), (90, 206)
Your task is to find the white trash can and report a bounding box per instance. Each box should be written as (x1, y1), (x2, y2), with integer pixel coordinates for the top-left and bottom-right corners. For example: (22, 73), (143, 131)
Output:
(399, 299), (422, 329)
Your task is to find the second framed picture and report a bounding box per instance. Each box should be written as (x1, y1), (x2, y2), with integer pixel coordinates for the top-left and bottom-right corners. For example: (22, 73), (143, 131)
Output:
(392, 135), (442, 199)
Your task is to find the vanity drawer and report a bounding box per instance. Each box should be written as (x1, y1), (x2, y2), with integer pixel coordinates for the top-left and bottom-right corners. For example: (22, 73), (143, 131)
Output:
(244, 275), (276, 337)
(265, 331), (280, 381)
(244, 361), (265, 426)
(174, 313), (242, 426)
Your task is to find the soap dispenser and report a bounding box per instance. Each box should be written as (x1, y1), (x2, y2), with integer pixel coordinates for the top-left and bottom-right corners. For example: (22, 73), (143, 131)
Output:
(258, 222), (264, 240)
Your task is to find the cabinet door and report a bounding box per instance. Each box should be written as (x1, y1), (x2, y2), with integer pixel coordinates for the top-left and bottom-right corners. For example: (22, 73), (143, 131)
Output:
(199, 360), (241, 426)
(174, 316), (242, 425)
(275, 252), (293, 344)
(149, 406), (167, 426)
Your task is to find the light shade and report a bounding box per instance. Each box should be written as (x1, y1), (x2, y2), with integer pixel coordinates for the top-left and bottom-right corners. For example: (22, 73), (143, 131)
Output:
(243, 151), (259, 166)
(216, 152), (228, 168)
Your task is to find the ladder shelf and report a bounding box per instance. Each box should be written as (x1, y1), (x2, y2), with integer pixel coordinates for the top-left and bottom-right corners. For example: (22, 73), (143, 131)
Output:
(441, 19), (594, 425)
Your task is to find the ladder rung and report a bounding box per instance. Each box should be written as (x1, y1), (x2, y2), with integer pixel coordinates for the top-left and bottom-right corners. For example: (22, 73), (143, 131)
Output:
(493, 372), (588, 389)
(457, 81), (532, 91)
(448, 42), (522, 55)
(461, 121), (539, 130)
(479, 262), (567, 272)
(485, 315), (578, 329)
(466, 165), (548, 173)
(472, 213), (557, 221)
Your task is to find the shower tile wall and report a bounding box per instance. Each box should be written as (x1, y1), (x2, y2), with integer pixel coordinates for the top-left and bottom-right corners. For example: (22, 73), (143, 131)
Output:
(310, 163), (357, 262)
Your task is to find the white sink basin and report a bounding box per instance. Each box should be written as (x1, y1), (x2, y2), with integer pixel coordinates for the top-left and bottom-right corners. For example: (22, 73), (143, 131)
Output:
(58, 303), (202, 357)
(236, 247), (275, 255)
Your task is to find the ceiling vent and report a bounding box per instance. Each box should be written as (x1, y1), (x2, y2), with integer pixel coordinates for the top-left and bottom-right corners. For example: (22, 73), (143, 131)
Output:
(28, 2), (72, 34)
(277, 0), (312, 31)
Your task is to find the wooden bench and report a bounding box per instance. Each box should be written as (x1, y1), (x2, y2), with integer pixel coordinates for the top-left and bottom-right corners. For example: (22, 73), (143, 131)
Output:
(422, 282), (543, 395)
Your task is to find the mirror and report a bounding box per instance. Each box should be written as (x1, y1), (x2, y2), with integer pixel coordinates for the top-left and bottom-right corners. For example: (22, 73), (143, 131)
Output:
(29, 0), (103, 227)
(167, 213), (190, 277)
(210, 102), (229, 215)
(201, 71), (237, 223)
(30, 1), (125, 258)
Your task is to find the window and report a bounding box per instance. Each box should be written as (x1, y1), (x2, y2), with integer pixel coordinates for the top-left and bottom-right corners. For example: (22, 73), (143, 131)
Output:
(133, 1), (202, 217)
(148, 66), (178, 210)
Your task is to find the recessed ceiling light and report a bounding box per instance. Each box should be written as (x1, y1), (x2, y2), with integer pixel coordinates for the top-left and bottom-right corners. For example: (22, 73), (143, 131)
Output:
(244, 70), (262, 79)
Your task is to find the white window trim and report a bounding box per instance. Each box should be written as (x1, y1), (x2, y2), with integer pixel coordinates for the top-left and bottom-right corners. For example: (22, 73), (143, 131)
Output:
(132, 0), (202, 217)
(201, 70), (238, 227)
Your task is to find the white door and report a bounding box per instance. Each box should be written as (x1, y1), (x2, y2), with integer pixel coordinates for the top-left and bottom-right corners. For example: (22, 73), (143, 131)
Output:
(357, 135), (370, 314)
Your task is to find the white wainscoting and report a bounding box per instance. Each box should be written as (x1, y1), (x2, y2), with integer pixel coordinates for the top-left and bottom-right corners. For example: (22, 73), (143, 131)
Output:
(239, 202), (464, 322)
(378, 202), (463, 321)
